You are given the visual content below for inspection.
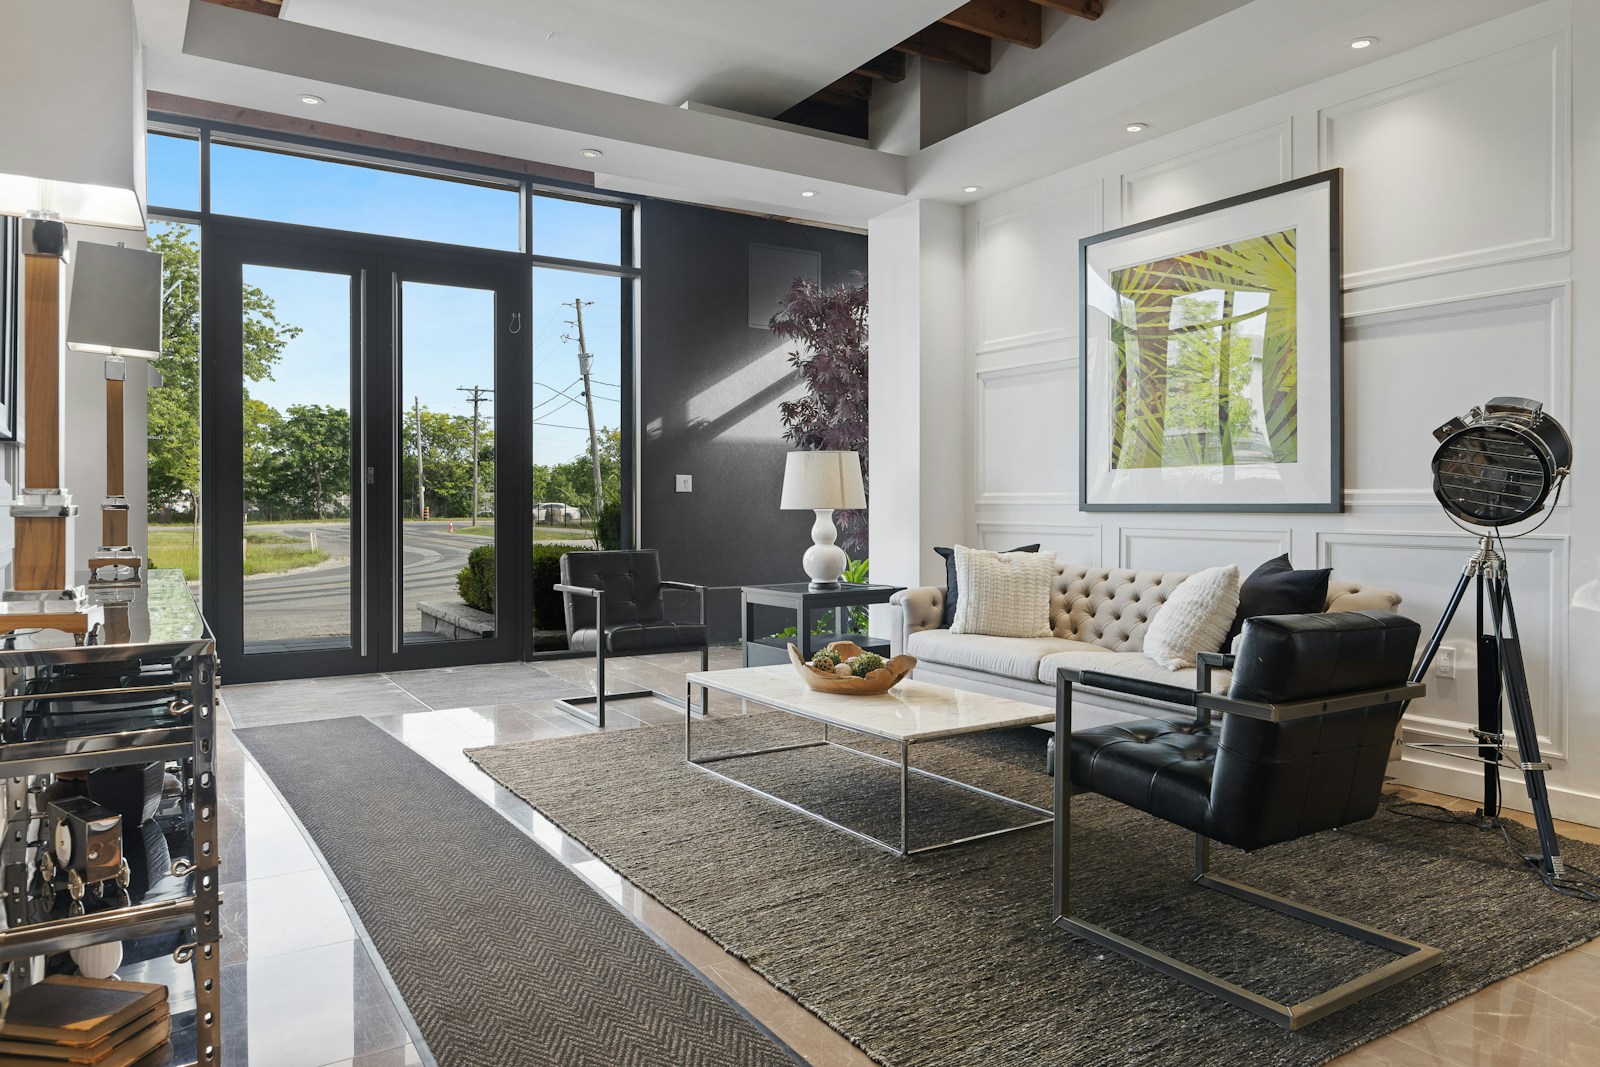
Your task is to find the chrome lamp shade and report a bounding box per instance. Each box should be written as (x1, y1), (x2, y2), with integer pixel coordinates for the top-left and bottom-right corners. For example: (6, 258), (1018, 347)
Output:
(67, 242), (163, 359)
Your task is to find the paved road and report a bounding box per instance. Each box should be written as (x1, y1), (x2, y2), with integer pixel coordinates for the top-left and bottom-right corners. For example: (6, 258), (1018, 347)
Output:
(241, 522), (588, 643)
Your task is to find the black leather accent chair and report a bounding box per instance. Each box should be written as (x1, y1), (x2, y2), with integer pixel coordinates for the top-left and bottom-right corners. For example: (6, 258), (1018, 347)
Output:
(553, 550), (708, 727)
(1053, 610), (1441, 1030)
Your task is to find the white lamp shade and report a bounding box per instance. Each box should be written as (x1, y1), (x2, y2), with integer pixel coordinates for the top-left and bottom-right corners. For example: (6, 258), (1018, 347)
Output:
(0, 0), (147, 229)
(780, 450), (866, 510)
(67, 241), (163, 358)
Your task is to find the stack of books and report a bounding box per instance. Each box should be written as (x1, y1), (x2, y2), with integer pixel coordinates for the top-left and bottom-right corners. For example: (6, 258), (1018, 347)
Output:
(0, 975), (170, 1066)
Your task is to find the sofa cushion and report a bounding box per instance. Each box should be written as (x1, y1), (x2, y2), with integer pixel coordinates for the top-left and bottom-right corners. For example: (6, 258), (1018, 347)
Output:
(1225, 554), (1331, 647)
(933, 543), (1039, 630)
(908, 630), (1096, 682)
(1050, 568), (1193, 652)
(1326, 581), (1402, 613)
(951, 546), (1057, 638)
(1038, 650), (1231, 696)
(1143, 565), (1241, 669)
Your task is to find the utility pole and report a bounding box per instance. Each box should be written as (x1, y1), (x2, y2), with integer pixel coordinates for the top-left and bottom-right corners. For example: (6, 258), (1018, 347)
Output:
(456, 385), (494, 526)
(562, 298), (604, 539)
(414, 396), (425, 521)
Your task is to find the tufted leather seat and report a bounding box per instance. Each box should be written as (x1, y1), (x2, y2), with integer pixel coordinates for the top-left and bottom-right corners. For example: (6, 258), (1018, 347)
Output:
(554, 550), (708, 725)
(1054, 610), (1439, 1029)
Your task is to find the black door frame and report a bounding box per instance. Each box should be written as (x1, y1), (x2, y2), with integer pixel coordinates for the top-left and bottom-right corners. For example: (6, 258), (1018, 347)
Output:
(201, 218), (531, 683)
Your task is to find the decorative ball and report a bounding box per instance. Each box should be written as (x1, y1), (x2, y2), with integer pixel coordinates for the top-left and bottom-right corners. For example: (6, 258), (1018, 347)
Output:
(832, 663), (853, 677)
(811, 647), (842, 670)
(70, 940), (123, 980)
(850, 652), (885, 678)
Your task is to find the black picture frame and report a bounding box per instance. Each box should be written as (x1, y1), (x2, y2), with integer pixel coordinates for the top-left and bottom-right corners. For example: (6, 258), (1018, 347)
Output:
(1077, 169), (1343, 513)
(0, 214), (17, 441)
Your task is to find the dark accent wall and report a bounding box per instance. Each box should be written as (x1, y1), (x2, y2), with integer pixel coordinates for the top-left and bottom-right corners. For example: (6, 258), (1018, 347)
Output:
(639, 201), (867, 642)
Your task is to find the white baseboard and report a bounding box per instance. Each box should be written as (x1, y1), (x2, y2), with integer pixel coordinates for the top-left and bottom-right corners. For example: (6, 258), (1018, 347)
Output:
(1390, 752), (1600, 829)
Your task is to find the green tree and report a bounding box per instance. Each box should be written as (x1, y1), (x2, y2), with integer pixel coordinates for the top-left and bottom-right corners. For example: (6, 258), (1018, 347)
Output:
(146, 223), (299, 518)
(400, 408), (490, 518)
(258, 405), (352, 518)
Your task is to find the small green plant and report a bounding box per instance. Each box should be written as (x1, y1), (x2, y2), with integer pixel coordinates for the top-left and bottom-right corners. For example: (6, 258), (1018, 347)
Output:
(850, 651), (885, 677)
(453, 542), (584, 621)
(596, 499), (623, 551)
(457, 544), (497, 612)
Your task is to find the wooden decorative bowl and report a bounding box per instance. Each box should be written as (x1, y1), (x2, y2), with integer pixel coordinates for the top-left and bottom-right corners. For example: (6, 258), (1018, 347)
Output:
(788, 640), (917, 695)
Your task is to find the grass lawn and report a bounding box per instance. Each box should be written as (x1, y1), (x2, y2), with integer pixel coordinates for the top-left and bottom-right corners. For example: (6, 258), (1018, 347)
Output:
(149, 525), (329, 580)
(456, 523), (595, 542)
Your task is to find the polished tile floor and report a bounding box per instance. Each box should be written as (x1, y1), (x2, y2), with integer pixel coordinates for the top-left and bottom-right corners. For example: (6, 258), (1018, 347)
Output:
(193, 648), (1600, 1067)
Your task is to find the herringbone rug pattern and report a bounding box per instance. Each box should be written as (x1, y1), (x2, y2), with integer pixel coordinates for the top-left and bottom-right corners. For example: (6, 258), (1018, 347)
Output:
(236, 717), (796, 1067)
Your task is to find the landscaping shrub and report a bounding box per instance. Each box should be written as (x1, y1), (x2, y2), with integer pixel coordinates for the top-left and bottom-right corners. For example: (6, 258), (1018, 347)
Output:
(596, 499), (623, 551)
(454, 542), (582, 625)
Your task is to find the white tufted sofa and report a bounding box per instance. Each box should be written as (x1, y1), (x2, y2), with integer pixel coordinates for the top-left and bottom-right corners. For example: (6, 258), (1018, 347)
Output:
(889, 565), (1402, 730)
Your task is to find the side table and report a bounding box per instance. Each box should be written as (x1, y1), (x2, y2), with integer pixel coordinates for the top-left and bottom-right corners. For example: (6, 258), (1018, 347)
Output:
(740, 582), (903, 668)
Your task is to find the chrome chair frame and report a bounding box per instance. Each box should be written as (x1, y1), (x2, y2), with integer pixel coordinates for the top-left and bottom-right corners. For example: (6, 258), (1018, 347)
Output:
(1052, 654), (1440, 1031)
(552, 578), (709, 728)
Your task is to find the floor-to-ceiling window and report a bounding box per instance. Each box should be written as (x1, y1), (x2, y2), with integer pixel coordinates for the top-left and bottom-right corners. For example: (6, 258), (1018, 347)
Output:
(144, 116), (639, 680)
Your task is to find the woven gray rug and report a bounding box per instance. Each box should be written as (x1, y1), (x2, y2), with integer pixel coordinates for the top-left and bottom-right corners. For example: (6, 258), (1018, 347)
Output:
(467, 714), (1600, 1067)
(236, 717), (796, 1067)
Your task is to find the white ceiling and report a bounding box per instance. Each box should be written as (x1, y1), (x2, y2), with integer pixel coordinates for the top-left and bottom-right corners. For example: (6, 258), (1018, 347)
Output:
(276, 0), (958, 117)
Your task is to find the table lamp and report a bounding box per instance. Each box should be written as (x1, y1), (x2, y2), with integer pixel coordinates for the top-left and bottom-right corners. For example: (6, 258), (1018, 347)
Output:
(780, 450), (866, 588)
(0, 0), (148, 638)
(68, 240), (163, 587)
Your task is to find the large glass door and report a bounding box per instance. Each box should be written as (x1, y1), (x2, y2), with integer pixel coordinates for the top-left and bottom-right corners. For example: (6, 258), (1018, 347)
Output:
(204, 226), (527, 682)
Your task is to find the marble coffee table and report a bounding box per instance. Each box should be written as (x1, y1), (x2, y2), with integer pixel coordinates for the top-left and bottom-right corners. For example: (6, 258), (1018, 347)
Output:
(684, 665), (1053, 857)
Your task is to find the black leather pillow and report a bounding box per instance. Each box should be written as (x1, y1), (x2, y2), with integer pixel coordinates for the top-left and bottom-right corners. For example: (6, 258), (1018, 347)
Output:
(1224, 553), (1331, 648)
(932, 544), (1041, 630)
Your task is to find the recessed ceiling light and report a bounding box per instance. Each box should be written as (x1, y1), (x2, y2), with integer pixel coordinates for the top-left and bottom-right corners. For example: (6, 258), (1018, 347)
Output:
(963, 185), (981, 193)
(1125, 122), (1148, 133)
(1350, 36), (1378, 49)
(800, 190), (817, 198)
(579, 148), (603, 159)
(299, 94), (325, 106)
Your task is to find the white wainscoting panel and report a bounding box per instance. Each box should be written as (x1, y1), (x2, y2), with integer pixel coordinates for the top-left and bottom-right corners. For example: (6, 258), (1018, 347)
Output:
(1118, 527), (1292, 574)
(975, 521), (1103, 565)
(974, 182), (1100, 353)
(975, 361), (1075, 505)
(1318, 531), (1568, 759)
(1343, 285), (1569, 507)
(1119, 122), (1291, 225)
(1321, 36), (1568, 288)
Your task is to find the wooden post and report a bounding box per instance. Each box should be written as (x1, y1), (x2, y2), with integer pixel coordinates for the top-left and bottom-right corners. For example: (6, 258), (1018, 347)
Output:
(22, 253), (64, 491)
(104, 368), (129, 546)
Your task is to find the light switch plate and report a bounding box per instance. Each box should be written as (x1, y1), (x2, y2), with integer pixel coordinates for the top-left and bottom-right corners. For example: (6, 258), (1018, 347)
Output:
(676, 475), (692, 493)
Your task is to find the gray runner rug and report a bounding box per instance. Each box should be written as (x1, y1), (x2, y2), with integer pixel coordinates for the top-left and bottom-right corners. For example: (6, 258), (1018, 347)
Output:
(235, 717), (796, 1067)
(467, 714), (1600, 1067)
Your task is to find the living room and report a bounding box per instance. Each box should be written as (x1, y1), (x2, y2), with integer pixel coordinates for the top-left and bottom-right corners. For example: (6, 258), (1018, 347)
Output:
(1, 0), (1597, 1065)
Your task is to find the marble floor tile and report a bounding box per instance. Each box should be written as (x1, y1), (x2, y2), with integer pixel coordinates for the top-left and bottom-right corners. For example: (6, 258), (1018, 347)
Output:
(222, 867), (357, 965)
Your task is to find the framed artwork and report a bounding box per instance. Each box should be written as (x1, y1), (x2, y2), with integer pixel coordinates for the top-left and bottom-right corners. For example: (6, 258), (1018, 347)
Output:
(0, 214), (15, 440)
(1079, 169), (1342, 512)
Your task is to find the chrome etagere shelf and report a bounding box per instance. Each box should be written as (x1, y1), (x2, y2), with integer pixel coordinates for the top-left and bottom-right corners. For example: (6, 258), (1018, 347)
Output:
(0, 569), (220, 1067)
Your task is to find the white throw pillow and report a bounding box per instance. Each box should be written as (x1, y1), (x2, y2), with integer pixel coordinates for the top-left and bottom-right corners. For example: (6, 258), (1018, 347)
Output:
(1143, 564), (1241, 670)
(950, 545), (1058, 638)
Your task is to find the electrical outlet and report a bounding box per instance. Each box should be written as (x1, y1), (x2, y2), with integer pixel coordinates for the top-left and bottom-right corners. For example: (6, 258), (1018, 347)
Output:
(1436, 647), (1456, 679)
(675, 474), (692, 493)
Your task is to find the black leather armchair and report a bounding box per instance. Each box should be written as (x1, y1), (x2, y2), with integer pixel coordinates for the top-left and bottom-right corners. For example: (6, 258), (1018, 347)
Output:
(1053, 610), (1441, 1030)
(553, 550), (708, 727)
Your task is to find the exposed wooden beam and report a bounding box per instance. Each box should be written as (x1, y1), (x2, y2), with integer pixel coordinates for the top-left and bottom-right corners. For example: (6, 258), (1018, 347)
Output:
(200, 0), (283, 16)
(1029, 0), (1104, 20)
(853, 51), (908, 83)
(147, 92), (595, 185)
(894, 23), (992, 75)
(940, 2), (1041, 48)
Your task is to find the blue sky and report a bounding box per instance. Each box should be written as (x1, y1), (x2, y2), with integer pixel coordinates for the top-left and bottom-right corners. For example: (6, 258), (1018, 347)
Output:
(147, 133), (624, 467)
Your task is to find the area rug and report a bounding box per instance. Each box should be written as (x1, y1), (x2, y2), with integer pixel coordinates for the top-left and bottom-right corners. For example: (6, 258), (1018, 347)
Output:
(467, 714), (1600, 1067)
(235, 717), (797, 1067)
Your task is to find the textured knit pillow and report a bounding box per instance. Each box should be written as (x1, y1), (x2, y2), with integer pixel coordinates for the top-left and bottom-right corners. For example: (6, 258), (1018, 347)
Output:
(1143, 564), (1241, 670)
(933, 543), (1040, 629)
(1224, 553), (1332, 648)
(950, 546), (1058, 638)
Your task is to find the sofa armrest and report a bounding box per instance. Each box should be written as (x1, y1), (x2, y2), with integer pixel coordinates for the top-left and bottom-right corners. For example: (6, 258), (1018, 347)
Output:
(888, 586), (946, 657)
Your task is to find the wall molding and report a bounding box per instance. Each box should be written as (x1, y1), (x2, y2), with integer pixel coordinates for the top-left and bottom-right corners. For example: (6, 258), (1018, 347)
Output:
(975, 521), (1104, 565)
(1118, 526), (1292, 571)
(973, 361), (1076, 506)
(1316, 529), (1569, 760)
(973, 182), (1100, 353)
(1343, 282), (1571, 507)
(1118, 121), (1291, 224)
(1320, 34), (1570, 290)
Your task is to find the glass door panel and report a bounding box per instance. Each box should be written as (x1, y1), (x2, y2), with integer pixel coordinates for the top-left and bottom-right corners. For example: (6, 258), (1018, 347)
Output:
(398, 281), (497, 645)
(239, 265), (359, 654)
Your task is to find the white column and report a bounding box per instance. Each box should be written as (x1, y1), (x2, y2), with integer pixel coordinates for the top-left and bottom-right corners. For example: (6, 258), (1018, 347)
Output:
(867, 200), (967, 592)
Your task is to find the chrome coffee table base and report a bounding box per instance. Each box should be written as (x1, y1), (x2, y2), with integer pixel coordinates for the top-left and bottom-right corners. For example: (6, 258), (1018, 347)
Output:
(685, 678), (1051, 858)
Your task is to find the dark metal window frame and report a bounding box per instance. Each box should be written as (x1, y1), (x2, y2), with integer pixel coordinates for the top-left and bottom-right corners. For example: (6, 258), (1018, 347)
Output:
(146, 113), (641, 670)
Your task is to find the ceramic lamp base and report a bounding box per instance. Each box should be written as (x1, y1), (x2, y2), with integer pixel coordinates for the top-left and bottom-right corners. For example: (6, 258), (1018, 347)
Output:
(802, 509), (848, 586)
